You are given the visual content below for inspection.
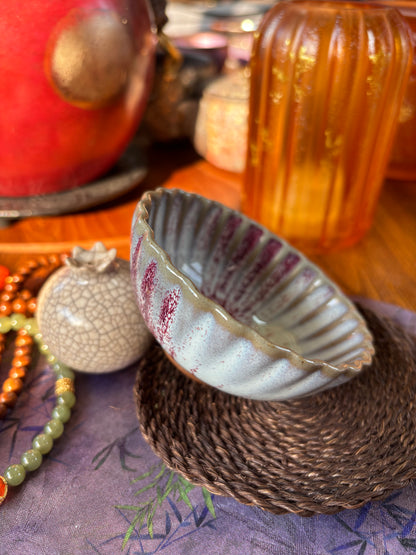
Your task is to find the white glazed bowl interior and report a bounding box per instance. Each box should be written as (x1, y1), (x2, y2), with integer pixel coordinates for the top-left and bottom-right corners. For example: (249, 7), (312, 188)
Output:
(131, 188), (374, 401)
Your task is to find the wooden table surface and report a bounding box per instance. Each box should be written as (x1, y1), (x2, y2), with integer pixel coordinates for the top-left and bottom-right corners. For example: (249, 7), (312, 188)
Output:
(0, 142), (415, 311)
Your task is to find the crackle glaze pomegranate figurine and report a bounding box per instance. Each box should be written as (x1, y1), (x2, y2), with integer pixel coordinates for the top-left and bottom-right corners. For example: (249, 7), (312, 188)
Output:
(36, 243), (154, 373)
(0, 1), (156, 197)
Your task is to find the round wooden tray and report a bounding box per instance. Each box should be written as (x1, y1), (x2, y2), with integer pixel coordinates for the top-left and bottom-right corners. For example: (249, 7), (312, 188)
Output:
(135, 306), (416, 516)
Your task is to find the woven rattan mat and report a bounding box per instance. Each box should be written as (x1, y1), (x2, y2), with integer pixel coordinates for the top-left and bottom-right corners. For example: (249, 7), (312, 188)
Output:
(134, 306), (416, 516)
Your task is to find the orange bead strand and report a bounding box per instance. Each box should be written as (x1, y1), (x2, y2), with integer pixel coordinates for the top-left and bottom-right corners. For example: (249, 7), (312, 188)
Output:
(3, 378), (24, 394)
(0, 391), (18, 407)
(9, 367), (26, 380)
(0, 254), (66, 420)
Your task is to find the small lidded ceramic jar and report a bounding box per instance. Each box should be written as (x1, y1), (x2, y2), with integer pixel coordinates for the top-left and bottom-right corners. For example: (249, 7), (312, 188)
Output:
(37, 243), (153, 373)
(193, 69), (249, 173)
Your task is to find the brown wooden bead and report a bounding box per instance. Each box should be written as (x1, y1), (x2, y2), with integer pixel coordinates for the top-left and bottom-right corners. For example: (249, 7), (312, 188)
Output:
(0, 403), (7, 419)
(12, 298), (27, 314)
(9, 367), (26, 380)
(37, 256), (49, 266)
(14, 346), (31, 357)
(4, 282), (18, 293)
(3, 377), (23, 394)
(27, 298), (37, 314)
(18, 266), (31, 276)
(12, 355), (31, 368)
(19, 289), (32, 301)
(26, 260), (40, 269)
(9, 274), (24, 284)
(48, 254), (61, 265)
(0, 391), (18, 407)
(0, 302), (12, 316)
(15, 334), (33, 347)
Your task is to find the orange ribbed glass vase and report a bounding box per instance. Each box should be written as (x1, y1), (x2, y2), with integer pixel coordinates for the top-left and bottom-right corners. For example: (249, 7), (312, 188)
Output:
(372, 1), (416, 180)
(242, 0), (412, 252)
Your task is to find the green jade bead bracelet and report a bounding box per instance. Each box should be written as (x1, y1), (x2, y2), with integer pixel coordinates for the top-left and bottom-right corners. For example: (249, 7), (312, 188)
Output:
(0, 313), (76, 505)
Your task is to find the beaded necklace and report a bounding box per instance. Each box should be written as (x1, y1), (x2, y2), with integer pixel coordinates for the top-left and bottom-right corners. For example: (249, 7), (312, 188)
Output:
(0, 255), (64, 419)
(0, 314), (75, 505)
(0, 256), (74, 506)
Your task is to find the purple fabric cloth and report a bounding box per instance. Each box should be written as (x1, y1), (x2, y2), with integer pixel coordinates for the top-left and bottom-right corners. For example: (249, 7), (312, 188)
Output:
(1, 299), (416, 554)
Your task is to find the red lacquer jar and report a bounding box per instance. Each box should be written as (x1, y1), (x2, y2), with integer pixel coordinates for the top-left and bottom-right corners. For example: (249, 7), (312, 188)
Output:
(0, 0), (156, 197)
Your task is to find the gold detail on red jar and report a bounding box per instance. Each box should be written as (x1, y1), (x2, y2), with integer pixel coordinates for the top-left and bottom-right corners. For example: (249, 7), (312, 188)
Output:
(45, 9), (134, 110)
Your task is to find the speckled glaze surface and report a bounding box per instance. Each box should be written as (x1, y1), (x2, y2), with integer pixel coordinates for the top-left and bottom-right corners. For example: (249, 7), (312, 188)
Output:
(37, 243), (153, 373)
(130, 189), (374, 400)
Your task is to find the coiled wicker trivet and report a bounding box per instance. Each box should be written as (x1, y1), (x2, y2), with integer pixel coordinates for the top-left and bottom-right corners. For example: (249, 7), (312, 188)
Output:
(134, 307), (416, 516)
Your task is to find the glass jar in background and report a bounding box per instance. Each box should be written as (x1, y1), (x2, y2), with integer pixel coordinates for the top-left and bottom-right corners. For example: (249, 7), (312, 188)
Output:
(242, 0), (412, 253)
(371, 1), (416, 181)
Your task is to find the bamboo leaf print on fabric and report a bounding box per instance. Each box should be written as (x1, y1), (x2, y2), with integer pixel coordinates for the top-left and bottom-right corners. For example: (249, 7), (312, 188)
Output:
(91, 427), (141, 471)
(115, 461), (217, 550)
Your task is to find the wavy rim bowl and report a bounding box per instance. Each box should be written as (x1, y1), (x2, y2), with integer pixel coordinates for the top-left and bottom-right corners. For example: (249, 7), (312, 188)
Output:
(130, 188), (374, 401)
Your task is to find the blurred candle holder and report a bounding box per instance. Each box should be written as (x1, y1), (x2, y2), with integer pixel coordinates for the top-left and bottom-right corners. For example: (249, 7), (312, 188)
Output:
(242, 0), (412, 253)
(208, 7), (264, 71)
(172, 32), (228, 71)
